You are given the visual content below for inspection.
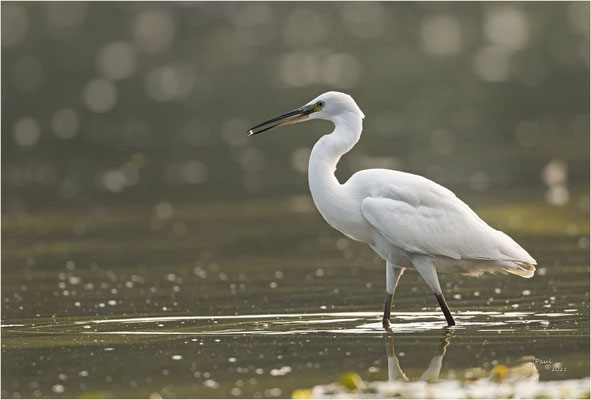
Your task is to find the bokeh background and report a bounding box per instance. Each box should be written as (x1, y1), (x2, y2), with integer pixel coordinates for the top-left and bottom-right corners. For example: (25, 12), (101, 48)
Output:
(2, 3), (590, 399)
(2, 2), (589, 211)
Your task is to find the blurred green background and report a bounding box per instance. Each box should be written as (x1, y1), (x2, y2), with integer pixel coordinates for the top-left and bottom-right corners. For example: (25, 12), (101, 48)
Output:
(2, 2), (589, 211)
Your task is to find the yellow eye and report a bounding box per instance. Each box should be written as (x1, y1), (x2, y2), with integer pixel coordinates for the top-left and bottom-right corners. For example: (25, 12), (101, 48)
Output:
(316, 101), (325, 108)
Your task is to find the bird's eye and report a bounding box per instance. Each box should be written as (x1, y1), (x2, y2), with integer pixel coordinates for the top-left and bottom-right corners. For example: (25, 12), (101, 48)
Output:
(316, 101), (325, 108)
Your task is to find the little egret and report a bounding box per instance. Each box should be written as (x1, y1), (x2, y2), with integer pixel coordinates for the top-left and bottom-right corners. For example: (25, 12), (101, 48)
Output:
(248, 91), (536, 329)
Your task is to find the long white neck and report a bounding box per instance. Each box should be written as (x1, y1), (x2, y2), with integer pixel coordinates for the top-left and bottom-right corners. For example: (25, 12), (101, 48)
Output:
(308, 112), (363, 205)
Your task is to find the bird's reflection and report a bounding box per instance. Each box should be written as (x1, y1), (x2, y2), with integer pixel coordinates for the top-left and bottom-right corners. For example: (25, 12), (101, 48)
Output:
(385, 329), (452, 383)
(382, 329), (539, 384)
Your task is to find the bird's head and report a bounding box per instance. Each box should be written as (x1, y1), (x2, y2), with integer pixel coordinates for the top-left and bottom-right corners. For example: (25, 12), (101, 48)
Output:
(248, 91), (365, 136)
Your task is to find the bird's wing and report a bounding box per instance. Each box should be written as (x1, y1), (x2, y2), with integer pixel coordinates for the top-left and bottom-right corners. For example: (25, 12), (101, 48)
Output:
(359, 179), (536, 264)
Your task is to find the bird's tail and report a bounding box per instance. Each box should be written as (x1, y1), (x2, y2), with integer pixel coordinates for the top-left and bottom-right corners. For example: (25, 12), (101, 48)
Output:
(502, 261), (536, 278)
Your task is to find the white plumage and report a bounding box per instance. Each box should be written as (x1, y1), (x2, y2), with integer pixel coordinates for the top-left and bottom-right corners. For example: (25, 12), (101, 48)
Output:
(249, 91), (536, 329)
(357, 170), (536, 273)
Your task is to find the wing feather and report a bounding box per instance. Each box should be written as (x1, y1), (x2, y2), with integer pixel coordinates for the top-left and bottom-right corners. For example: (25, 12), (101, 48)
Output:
(360, 194), (536, 264)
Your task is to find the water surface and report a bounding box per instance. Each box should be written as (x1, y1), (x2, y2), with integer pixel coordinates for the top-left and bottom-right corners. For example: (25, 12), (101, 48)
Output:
(2, 196), (589, 398)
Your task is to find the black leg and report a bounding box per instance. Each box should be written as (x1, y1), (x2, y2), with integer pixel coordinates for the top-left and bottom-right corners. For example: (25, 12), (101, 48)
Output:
(434, 293), (455, 326)
(382, 292), (394, 329)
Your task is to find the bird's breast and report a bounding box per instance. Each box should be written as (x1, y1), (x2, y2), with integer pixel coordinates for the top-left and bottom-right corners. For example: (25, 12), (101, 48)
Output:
(310, 184), (374, 245)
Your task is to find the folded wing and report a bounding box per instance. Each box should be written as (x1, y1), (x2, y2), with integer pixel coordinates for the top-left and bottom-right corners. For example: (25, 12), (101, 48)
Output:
(360, 193), (536, 264)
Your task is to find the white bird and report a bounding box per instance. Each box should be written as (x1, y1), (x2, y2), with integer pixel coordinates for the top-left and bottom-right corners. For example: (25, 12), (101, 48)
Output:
(248, 91), (536, 329)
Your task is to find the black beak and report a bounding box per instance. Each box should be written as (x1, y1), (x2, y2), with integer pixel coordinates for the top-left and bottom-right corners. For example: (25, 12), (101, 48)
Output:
(248, 104), (316, 136)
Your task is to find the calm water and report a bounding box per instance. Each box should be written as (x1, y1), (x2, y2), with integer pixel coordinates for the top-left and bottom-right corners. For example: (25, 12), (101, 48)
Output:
(1, 194), (589, 398)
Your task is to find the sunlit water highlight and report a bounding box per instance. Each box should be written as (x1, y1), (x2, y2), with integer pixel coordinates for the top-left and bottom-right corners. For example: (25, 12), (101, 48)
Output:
(1, 309), (578, 337)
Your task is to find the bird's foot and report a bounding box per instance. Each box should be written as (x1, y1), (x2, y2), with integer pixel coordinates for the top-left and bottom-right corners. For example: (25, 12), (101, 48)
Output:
(382, 317), (392, 331)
